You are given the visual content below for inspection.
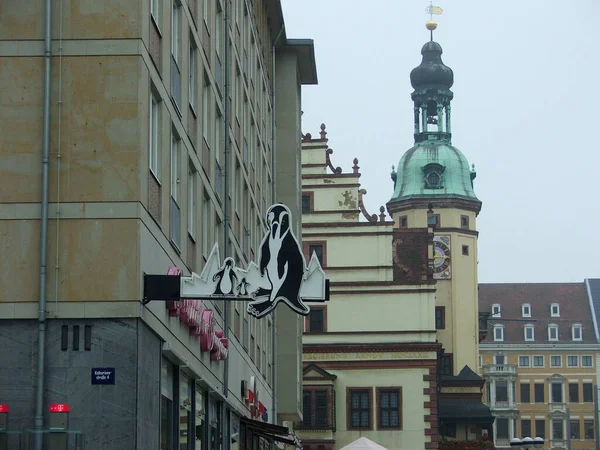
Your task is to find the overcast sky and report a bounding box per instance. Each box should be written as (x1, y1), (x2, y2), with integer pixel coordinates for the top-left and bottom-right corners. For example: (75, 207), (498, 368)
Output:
(281, 0), (599, 283)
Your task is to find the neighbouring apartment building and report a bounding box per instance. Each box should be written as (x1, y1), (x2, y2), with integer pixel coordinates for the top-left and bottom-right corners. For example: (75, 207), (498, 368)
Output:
(0, 0), (316, 449)
(479, 282), (600, 450)
(296, 25), (493, 450)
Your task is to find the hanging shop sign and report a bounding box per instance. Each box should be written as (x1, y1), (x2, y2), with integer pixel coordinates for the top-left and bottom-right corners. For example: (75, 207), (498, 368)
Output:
(166, 265), (229, 361)
(241, 376), (267, 421)
(144, 204), (329, 319)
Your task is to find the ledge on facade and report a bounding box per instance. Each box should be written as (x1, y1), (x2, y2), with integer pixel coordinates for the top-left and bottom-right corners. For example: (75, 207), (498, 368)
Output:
(481, 364), (517, 376)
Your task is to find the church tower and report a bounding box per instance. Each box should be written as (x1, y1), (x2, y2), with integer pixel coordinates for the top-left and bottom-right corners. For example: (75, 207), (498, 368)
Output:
(387, 19), (482, 377)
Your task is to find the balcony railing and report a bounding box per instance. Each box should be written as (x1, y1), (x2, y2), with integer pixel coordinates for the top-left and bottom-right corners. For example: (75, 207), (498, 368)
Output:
(486, 400), (517, 411)
(495, 438), (510, 448)
(482, 364), (517, 375)
(549, 402), (567, 411)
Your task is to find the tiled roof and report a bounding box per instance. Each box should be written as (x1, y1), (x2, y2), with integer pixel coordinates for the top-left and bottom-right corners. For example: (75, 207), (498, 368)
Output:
(478, 283), (595, 344)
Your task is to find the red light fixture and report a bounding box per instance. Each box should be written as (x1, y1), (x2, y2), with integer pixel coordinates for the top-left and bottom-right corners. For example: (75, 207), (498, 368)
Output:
(0, 405), (8, 413)
(49, 404), (70, 413)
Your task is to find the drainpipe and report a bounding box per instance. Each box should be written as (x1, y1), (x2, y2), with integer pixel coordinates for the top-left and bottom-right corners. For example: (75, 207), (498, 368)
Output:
(35, 0), (53, 447)
(222, 2), (231, 449)
(270, 25), (284, 425)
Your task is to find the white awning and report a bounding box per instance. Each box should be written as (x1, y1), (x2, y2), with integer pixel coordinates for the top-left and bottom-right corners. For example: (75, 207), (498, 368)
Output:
(339, 437), (388, 450)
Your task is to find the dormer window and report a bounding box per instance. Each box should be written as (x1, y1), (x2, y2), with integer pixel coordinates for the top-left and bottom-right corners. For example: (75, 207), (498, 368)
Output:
(493, 325), (504, 342)
(572, 324), (583, 341)
(491, 304), (501, 318)
(524, 324), (535, 342)
(550, 303), (560, 317)
(548, 324), (559, 341)
(522, 303), (531, 318)
(422, 163), (445, 189)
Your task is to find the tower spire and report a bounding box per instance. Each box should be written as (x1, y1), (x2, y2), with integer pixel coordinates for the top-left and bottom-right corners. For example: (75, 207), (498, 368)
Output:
(425, 2), (443, 41)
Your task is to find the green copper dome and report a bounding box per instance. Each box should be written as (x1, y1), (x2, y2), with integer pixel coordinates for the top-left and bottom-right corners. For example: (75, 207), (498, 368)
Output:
(388, 39), (481, 211)
(390, 142), (479, 202)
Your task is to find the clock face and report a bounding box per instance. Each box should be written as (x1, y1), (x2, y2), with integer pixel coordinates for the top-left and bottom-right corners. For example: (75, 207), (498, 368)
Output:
(433, 236), (452, 279)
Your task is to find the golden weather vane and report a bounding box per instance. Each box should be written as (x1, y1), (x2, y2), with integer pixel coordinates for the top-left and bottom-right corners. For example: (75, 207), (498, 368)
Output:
(425, 1), (443, 40)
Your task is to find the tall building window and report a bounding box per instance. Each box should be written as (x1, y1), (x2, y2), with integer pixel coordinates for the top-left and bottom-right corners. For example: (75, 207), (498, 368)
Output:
(302, 388), (332, 429)
(572, 324), (583, 341)
(551, 303), (560, 317)
(520, 383), (530, 403)
(495, 381), (508, 402)
(552, 419), (564, 440)
(534, 383), (544, 403)
(582, 355), (593, 367)
(195, 387), (205, 449)
(460, 215), (469, 229)
(188, 165), (197, 238)
(202, 77), (210, 142)
(496, 418), (509, 440)
(201, 193), (210, 257)
(435, 306), (445, 329)
(524, 325), (535, 341)
(548, 324), (559, 341)
(170, 133), (182, 249)
(584, 419), (595, 440)
(347, 389), (372, 430)
(583, 383), (593, 402)
(305, 307), (326, 333)
(302, 194), (312, 213)
(150, 0), (160, 24)
(569, 383), (579, 402)
(493, 325), (504, 342)
(180, 374), (192, 449)
(521, 419), (531, 437)
(377, 388), (402, 429)
(535, 419), (545, 439)
(571, 419), (580, 439)
(150, 94), (161, 178)
(171, 0), (182, 109)
(533, 355), (544, 367)
(550, 355), (562, 367)
(189, 42), (198, 112)
(550, 383), (563, 403)
(521, 303), (531, 317)
(161, 360), (175, 450)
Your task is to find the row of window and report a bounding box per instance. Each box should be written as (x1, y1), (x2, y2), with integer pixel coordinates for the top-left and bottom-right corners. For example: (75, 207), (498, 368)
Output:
(485, 354), (594, 369)
(491, 302), (561, 318)
(302, 387), (402, 431)
(493, 323), (583, 342)
(495, 417), (595, 441)
(489, 380), (595, 404)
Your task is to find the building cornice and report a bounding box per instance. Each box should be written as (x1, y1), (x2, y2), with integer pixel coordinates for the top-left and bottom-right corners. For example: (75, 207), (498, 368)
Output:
(480, 343), (600, 352)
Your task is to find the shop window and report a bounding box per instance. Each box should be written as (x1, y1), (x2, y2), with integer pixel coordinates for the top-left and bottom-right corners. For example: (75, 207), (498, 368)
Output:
(583, 383), (594, 402)
(180, 374), (192, 449)
(302, 387), (333, 429)
(347, 388), (372, 430)
(377, 388), (402, 430)
(569, 383), (579, 402)
(161, 359), (175, 450)
(195, 387), (205, 450)
(208, 397), (220, 450)
(442, 422), (457, 438)
(435, 306), (445, 329)
(305, 307), (326, 333)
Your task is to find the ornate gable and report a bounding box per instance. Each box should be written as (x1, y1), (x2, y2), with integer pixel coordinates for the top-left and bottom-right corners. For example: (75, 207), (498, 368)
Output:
(303, 363), (337, 382)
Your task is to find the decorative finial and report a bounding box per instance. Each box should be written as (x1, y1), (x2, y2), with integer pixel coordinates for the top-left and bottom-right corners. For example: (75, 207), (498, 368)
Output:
(425, 2), (443, 41)
(319, 123), (328, 140)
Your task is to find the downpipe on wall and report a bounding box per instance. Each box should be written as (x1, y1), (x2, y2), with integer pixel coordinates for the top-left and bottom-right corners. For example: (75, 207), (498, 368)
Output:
(270, 25), (284, 425)
(35, 0), (53, 447)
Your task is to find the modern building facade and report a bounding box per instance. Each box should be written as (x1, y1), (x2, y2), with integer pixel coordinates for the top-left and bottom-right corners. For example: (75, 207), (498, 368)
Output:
(479, 283), (600, 450)
(296, 27), (492, 449)
(0, 0), (316, 449)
